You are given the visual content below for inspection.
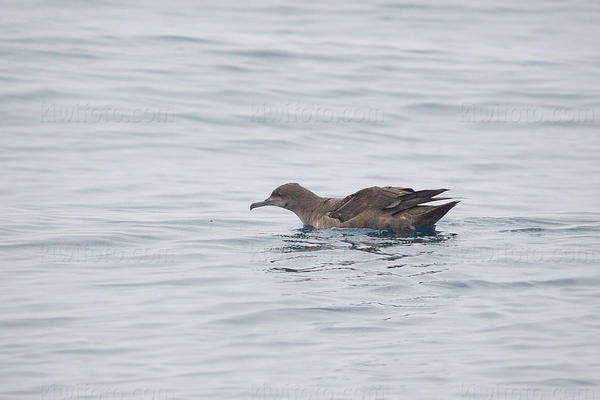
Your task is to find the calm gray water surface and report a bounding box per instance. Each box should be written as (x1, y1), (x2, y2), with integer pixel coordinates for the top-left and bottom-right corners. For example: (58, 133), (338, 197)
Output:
(2, 1), (600, 399)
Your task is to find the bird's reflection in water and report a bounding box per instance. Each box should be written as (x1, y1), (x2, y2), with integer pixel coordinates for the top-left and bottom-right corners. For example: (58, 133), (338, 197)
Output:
(267, 225), (456, 275)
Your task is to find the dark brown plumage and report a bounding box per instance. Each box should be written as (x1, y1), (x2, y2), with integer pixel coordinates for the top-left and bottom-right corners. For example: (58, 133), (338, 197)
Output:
(250, 183), (459, 230)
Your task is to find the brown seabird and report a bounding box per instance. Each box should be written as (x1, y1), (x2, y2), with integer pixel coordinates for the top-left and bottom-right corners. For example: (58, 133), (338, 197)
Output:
(250, 183), (459, 230)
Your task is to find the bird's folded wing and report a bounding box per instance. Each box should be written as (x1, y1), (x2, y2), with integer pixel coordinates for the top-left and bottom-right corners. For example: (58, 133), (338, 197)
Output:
(328, 186), (449, 222)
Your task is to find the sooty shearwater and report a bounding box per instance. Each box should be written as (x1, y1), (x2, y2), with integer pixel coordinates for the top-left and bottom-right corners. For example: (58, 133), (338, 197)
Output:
(250, 183), (459, 230)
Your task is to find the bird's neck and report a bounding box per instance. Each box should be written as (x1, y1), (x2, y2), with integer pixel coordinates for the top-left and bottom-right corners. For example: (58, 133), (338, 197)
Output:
(289, 189), (324, 226)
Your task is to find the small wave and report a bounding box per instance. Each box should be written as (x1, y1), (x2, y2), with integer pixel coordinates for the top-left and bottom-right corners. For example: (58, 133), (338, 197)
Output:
(148, 35), (217, 44)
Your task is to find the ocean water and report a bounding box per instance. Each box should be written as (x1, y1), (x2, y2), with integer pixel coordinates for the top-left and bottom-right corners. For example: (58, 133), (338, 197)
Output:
(1, 0), (600, 399)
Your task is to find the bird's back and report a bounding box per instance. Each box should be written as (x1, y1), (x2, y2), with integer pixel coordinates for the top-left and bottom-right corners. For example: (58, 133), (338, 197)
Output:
(314, 186), (458, 229)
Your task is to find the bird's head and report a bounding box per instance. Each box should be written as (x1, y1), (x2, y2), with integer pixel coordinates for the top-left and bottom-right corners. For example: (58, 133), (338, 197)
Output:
(250, 183), (306, 211)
